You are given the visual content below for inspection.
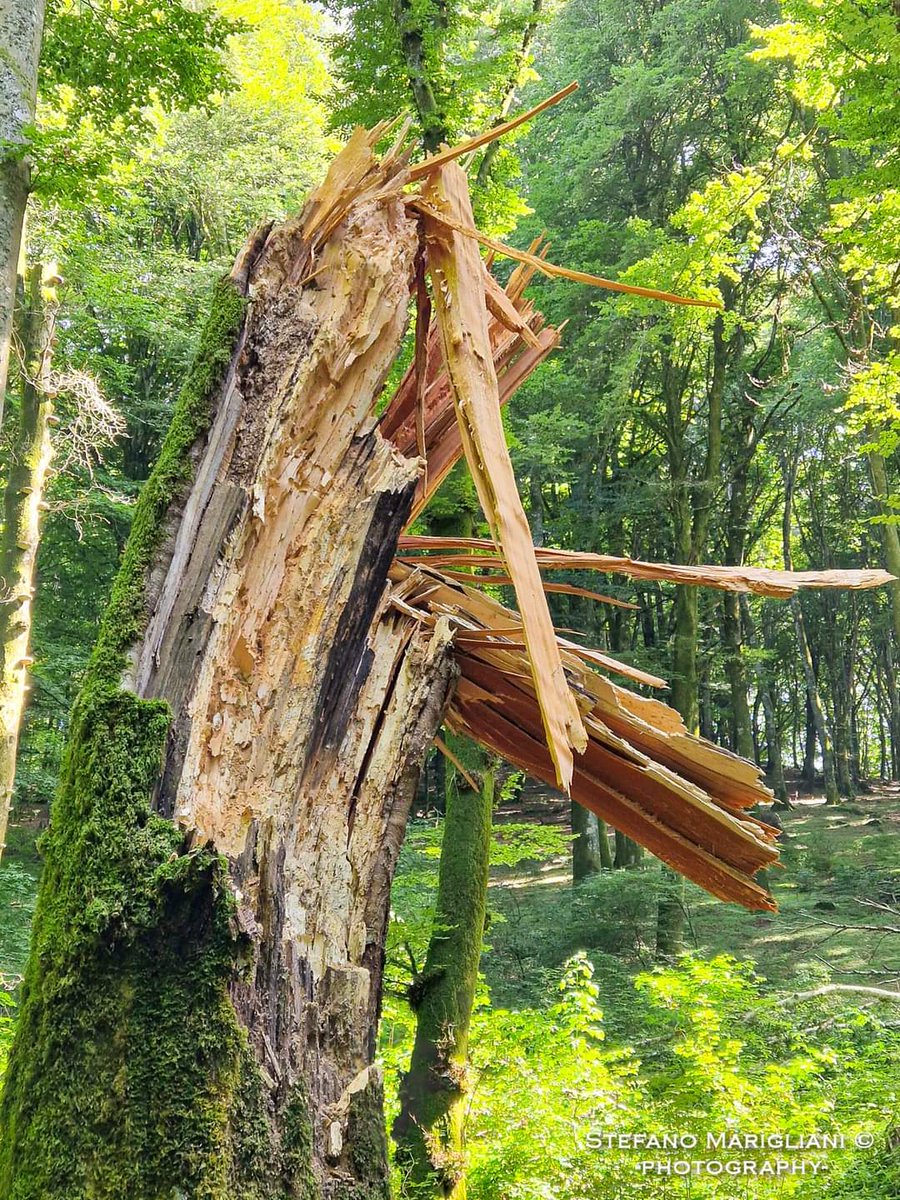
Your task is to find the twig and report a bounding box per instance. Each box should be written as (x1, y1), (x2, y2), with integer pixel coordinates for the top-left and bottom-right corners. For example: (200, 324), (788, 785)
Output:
(433, 734), (481, 794)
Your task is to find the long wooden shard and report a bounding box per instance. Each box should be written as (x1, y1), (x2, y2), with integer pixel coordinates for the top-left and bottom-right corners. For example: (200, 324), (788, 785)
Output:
(420, 162), (587, 791)
(398, 537), (896, 598)
(408, 197), (721, 308)
(406, 82), (580, 182)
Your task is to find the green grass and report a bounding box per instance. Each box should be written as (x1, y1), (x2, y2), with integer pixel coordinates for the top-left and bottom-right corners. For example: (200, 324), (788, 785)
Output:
(482, 792), (900, 1018)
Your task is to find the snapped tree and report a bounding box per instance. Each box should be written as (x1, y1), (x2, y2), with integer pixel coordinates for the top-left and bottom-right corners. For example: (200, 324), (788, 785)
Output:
(0, 100), (890, 1198)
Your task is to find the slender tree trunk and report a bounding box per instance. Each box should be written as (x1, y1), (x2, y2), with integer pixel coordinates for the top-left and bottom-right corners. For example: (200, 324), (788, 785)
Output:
(394, 0), (450, 153)
(656, 872), (687, 958)
(0, 0), (45, 422)
(869, 450), (900, 779)
(572, 801), (607, 880)
(869, 451), (900, 644)
(0, 179), (456, 1197)
(824, 597), (856, 797)
(782, 457), (839, 805)
(741, 594), (788, 804)
(883, 641), (900, 779)
(0, 262), (57, 858)
(614, 828), (641, 868)
(723, 591), (754, 757)
(670, 588), (699, 732)
(394, 773), (492, 1199)
(474, 0), (544, 188)
(802, 695), (817, 783)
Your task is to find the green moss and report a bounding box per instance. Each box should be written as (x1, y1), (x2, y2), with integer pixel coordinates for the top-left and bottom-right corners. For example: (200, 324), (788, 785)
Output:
(393, 771), (493, 1198)
(347, 1078), (390, 1200)
(280, 1083), (317, 1200)
(0, 278), (305, 1198)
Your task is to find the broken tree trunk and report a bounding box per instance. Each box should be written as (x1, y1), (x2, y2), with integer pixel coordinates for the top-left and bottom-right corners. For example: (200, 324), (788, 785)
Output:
(0, 262), (58, 859)
(0, 132), (456, 1199)
(2, 88), (889, 1194)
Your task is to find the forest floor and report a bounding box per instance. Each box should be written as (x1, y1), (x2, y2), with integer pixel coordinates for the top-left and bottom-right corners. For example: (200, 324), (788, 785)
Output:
(4, 785), (900, 1004)
(484, 782), (900, 1020)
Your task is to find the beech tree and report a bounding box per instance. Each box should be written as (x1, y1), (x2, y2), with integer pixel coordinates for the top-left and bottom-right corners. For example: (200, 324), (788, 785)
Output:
(0, 101), (889, 1197)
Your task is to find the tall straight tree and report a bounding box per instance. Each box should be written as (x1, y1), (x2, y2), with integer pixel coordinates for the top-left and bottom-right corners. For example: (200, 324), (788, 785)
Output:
(0, 0), (45, 423)
(0, 263), (58, 856)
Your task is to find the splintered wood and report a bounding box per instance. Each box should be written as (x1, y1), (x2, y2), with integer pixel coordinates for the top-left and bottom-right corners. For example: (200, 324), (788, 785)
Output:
(139, 92), (892, 954)
(419, 162), (587, 791)
(378, 97), (891, 911)
(379, 237), (561, 525)
(389, 562), (782, 909)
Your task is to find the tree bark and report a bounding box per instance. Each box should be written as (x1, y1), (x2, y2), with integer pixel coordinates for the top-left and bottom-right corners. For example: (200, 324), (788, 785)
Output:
(572, 800), (606, 880)
(0, 0), (45, 423)
(655, 871), (687, 958)
(394, 0), (450, 153)
(0, 164), (457, 1198)
(393, 773), (492, 1198)
(0, 262), (57, 858)
(723, 590), (754, 759)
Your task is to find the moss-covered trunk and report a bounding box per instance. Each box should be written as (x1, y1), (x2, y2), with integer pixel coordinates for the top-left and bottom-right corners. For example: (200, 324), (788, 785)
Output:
(0, 263), (57, 858)
(0, 149), (456, 1199)
(393, 771), (492, 1198)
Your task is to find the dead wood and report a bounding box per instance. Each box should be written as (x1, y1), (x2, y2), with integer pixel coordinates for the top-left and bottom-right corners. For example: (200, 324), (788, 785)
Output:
(419, 161), (587, 790)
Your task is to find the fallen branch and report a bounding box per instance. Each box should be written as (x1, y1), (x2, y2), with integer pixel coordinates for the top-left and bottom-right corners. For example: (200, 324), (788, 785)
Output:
(768, 983), (900, 1007)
